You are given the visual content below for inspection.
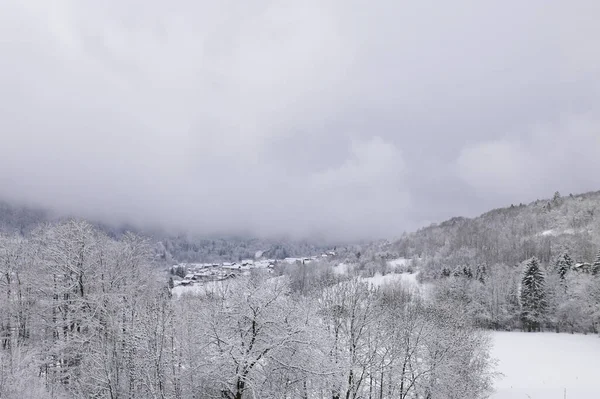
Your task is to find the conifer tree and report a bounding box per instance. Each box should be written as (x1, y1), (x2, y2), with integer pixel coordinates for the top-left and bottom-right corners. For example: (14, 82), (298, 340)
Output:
(520, 257), (546, 332)
(555, 251), (572, 280)
(476, 264), (487, 284)
(175, 265), (186, 278)
(553, 191), (561, 204)
(463, 266), (473, 279)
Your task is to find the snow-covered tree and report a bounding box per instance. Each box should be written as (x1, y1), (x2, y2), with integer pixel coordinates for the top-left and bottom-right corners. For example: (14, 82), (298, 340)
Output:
(555, 251), (573, 280)
(191, 276), (331, 399)
(552, 191), (562, 204)
(376, 282), (494, 399)
(520, 257), (547, 332)
(476, 264), (487, 284)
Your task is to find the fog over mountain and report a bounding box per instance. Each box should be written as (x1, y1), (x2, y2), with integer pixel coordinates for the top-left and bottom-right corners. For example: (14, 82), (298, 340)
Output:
(1, 0), (600, 240)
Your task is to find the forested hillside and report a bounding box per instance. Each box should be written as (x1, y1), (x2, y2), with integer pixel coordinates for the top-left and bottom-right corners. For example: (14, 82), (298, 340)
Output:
(0, 201), (52, 235)
(393, 190), (600, 275)
(381, 191), (600, 334)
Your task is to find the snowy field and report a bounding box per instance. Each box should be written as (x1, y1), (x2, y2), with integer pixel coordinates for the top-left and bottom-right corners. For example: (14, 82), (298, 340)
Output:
(361, 272), (418, 288)
(491, 332), (600, 399)
(388, 257), (411, 268)
(333, 262), (349, 275)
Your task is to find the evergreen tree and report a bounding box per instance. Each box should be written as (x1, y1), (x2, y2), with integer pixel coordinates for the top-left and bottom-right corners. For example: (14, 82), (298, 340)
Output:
(175, 265), (186, 278)
(553, 191), (561, 204)
(520, 257), (547, 332)
(555, 251), (572, 280)
(463, 266), (473, 279)
(592, 250), (600, 276)
(476, 264), (487, 284)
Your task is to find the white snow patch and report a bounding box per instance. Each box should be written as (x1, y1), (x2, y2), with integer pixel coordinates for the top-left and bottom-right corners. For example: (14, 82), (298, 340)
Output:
(361, 272), (420, 290)
(399, 272), (418, 287)
(387, 258), (410, 268)
(491, 332), (600, 399)
(539, 228), (579, 237)
(333, 263), (349, 275)
(361, 272), (402, 287)
(172, 283), (210, 297)
(172, 279), (235, 297)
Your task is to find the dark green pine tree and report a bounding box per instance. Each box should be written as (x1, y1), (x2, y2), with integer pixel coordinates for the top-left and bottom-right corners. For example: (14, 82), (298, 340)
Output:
(555, 251), (573, 280)
(592, 250), (600, 276)
(520, 257), (547, 332)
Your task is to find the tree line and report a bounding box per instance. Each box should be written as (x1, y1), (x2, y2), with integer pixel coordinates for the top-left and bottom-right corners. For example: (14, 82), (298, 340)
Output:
(429, 251), (600, 333)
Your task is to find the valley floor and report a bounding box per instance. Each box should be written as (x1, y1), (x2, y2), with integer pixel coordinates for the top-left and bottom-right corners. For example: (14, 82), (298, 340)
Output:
(491, 331), (600, 399)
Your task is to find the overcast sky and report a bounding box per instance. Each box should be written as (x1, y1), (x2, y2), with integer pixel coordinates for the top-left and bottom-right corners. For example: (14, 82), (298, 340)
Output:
(1, 0), (599, 241)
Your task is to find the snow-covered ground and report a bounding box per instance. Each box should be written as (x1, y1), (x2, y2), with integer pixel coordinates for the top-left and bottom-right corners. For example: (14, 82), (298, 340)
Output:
(539, 228), (579, 237)
(491, 332), (600, 399)
(333, 262), (349, 275)
(362, 272), (404, 287)
(361, 272), (419, 288)
(388, 257), (410, 268)
(172, 279), (234, 297)
(360, 272), (433, 299)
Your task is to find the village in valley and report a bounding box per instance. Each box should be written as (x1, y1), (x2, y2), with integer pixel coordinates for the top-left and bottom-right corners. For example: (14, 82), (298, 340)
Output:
(170, 250), (338, 286)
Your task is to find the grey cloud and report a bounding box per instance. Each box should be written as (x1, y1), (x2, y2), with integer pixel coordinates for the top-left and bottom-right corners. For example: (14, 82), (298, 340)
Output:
(1, 0), (599, 240)
(457, 114), (600, 207)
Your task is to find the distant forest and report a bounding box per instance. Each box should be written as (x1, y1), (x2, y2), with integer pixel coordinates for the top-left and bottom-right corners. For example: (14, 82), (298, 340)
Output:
(0, 200), (331, 263)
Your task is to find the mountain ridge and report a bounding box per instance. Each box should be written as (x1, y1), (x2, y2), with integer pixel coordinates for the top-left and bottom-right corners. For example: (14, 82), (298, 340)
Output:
(389, 189), (600, 279)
